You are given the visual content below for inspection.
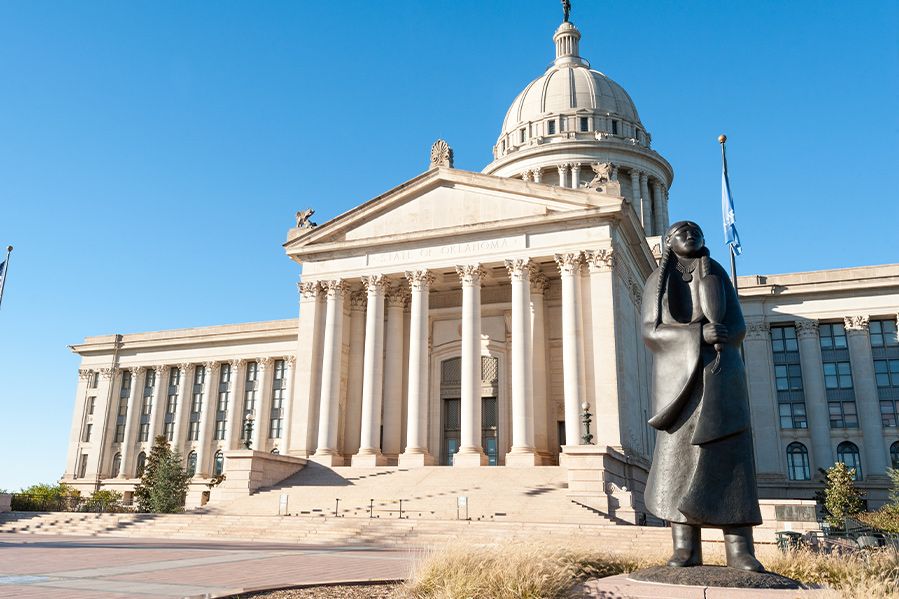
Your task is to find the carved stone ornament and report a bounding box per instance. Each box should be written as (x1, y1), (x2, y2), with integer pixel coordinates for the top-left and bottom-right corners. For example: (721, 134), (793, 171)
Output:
(843, 315), (870, 332)
(131, 366), (145, 376)
(794, 319), (820, 339)
(554, 252), (584, 275)
(504, 258), (535, 281)
(429, 139), (454, 169)
(361, 274), (388, 294)
(295, 208), (317, 229)
(349, 290), (367, 310)
(100, 367), (116, 379)
(744, 320), (771, 341)
(286, 355), (297, 367)
(405, 269), (436, 290)
(154, 364), (167, 375)
(320, 280), (349, 297)
(204, 361), (219, 375)
(530, 272), (550, 294)
(257, 357), (273, 370)
(230, 358), (245, 370)
(624, 273), (643, 306)
(298, 281), (321, 300)
(455, 264), (486, 285)
(78, 369), (92, 380)
(585, 162), (613, 189)
(585, 248), (615, 272)
(386, 285), (410, 308)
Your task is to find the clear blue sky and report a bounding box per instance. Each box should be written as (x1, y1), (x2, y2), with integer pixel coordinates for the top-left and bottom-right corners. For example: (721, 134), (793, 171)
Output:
(1, 1), (897, 490)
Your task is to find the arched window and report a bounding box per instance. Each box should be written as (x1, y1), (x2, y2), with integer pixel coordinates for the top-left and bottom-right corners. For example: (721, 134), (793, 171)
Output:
(837, 441), (862, 480)
(270, 448), (280, 455)
(786, 443), (810, 481)
(213, 450), (224, 476)
(111, 452), (122, 477)
(186, 451), (197, 477)
(891, 441), (899, 469)
(135, 452), (147, 477)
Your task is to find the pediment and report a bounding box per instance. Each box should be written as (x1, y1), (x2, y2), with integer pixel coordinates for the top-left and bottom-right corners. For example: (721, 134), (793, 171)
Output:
(285, 168), (624, 259)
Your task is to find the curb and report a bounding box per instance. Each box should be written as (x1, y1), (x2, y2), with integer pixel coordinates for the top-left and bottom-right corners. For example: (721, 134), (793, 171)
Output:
(196, 578), (406, 598)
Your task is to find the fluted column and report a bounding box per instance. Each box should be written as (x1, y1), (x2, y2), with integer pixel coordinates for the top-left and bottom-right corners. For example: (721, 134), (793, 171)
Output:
(381, 284), (408, 460)
(795, 320), (833, 469)
(557, 164), (569, 188)
(640, 172), (652, 235)
(172, 363), (192, 451)
(570, 163), (581, 189)
(119, 367), (144, 478)
(313, 279), (348, 466)
(455, 264), (488, 467)
(845, 316), (888, 476)
(225, 360), (244, 450)
(344, 290), (367, 457)
(529, 272), (550, 461)
(252, 357), (273, 452)
(278, 356), (296, 452)
(629, 169), (643, 224)
(555, 253), (585, 451)
(146, 365), (167, 445)
(354, 275), (388, 466)
(506, 259), (538, 466)
(742, 320), (782, 476)
(652, 180), (666, 235)
(196, 361), (218, 476)
(400, 270), (436, 467)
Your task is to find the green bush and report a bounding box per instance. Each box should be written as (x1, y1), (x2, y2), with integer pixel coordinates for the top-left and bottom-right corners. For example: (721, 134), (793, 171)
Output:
(821, 462), (865, 529)
(11, 483), (81, 511)
(81, 489), (125, 513)
(857, 505), (899, 534)
(133, 435), (189, 513)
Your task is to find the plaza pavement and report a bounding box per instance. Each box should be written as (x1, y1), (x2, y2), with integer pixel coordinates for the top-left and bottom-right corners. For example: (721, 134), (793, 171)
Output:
(0, 532), (415, 598)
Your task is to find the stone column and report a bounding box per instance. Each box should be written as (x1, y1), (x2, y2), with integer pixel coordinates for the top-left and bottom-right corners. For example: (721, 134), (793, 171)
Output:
(844, 316), (889, 476)
(530, 272), (550, 461)
(400, 270), (436, 467)
(629, 169), (643, 224)
(278, 356), (296, 452)
(146, 365), (167, 446)
(584, 249), (621, 448)
(652, 180), (666, 236)
(290, 281), (325, 456)
(795, 320), (834, 469)
(252, 357), (273, 452)
(506, 259), (538, 466)
(532, 168), (543, 183)
(555, 253), (585, 450)
(343, 290), (367, 457)
(354, 275), (388, 466)
(640, 172), (652, 235)
(313, 279), (348, 466)
(119, 367), (144, 478)
(455, 264), (488, 467)
(172, 363), (192, 451)
(382, 284), (408, 461)
(571, 163), (581, 189)
(85, 368), (116, 479)
(225, 360), (244, 450)
(742, 320), (782, 476)
(557, 164), (569, 188)
(196, 361), (219, 476)
(65, 370), (92, 479)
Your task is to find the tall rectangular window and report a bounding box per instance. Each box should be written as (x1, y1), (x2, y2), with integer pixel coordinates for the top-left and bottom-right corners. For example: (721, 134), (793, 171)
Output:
(163, 421), (174, 441)
(872, 318), (899, 427)
(82, 423), (92, 443)
(820, 321), (856, 429)
(269, 359), (286, 439)
(611, 120), (619, 135)
(189, 366), (205, 441)
(771, 325), (807, 429)
(242, 361), (258, 439)
(215, 363), (231, 441)
(139, 422), (149, 442)
(87, 397), (95, 415)
(519, 128), (526, 143)
(90, 371), (100, 389)
(819, 323), (848, 350)
(547, 120), (556, 135)
(188, 420), (200, 441)
(78, 454), (88, 479)
(115, 423), (125, 443)
(580, 117), (589, 132)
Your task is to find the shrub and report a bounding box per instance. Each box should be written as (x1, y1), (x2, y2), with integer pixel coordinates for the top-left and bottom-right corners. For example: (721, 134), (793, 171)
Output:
(11, 483), (81, 511)
(856, 505), (899, 534)
(133, 435), (189, 513)
(81, 489), (125, 513)
(821, 462), (865, 529)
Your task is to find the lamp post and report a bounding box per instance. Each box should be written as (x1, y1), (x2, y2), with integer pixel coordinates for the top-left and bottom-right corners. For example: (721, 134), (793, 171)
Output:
(243, 411), (255, 450)
(580, 402), (594, 445)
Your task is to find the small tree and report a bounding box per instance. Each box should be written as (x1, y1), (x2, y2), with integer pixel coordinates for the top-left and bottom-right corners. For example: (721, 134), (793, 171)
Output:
(887, 467), (899, 507)
(133, 435), (189, 513)
(821, 462), (865, 529)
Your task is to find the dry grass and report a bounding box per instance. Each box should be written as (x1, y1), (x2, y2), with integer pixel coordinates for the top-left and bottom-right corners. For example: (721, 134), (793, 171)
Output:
(398, 539), (899, 599)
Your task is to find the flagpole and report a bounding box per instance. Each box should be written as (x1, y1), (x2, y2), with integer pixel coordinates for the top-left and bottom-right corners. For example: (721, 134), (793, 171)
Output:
(718, 135), (739, 295)
(0, 245), (12, 310)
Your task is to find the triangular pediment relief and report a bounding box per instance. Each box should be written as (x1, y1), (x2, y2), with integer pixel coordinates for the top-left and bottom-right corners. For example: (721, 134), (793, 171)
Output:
(285, 168), (623, 257)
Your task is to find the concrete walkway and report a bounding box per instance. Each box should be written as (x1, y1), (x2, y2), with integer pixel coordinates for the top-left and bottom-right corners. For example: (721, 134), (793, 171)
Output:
(0, 532), (415, 598)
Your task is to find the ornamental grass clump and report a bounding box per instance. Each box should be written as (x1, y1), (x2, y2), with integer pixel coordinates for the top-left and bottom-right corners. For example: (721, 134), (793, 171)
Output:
(764, 547), (899, 598)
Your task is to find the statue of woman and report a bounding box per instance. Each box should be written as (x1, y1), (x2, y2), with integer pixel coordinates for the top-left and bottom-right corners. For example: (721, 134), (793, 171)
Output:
(641, 220), (763, 571)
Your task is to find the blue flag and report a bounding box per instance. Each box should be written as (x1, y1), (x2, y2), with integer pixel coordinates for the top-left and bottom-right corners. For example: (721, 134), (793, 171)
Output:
(721, 149), (742, 256)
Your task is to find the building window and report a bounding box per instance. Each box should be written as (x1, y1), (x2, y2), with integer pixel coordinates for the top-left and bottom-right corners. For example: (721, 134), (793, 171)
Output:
(824, 361), (853, 389)
(163, 421), (174, 441)
(215, 364), (230, 441)
(242, 362), (258, 439)
(771, 325), (806, 429)
(547, 120), (556, 135)
(871, 319), (899, 428)
(501, 139), (506, 152)
(90, 371), (100, 389)
(820, 323), (848, 350)
(141, 395), (152, 417)
(519, 128), (526, 143)
(786, 442), (810, 481)
(139, 422), (149, 442)
(111, 453), (121, 477)
(579, 117), (589, 132)
(213, 450), (224, 476)
(828, 400), (858, 429)
(188, 421), (200, 441)
(78, 454), (88, 478)
(611, 120), (619, 135)
(875, 359), (899, 388)
(186, 451), (197, 477)
(270, 359), (285, 439)
(870, 319), (898, 348)
(82, 423), (92, 443)
(188, 365), (205, 441)
(87, 398), (95, 415)
(778, 403), (807, 429)
(115, 424), (125, 443)
(559, 117), (566, 132)
(836, 441), (862, 480)
(891, 441), (899, 469)
(136, 451), (147, 477)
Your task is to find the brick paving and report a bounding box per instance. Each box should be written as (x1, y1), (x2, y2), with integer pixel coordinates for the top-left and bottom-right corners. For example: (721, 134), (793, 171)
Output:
(0, 533), (414, 598)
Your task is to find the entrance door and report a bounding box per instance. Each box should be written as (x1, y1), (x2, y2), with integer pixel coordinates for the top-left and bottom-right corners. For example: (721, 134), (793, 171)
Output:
(482, 397), (498, 465)
(442, 398), (461, 465)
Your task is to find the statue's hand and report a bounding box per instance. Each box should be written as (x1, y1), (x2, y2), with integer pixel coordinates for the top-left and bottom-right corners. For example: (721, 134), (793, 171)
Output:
(703, 323), (729, 345)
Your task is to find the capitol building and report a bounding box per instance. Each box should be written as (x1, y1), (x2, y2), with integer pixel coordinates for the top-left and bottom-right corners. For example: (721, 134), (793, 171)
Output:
(61, 14), (899, 516)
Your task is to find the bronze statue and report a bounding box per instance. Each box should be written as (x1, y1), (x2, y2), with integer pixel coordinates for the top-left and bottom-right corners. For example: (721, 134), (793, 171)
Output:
(562, 0), (571, 23)
(641, 221), (763, 572)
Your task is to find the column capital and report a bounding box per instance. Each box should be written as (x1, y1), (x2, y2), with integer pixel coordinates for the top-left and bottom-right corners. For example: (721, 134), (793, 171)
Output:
(321, 279), (349, 298)
(204, 361), (219, 373)
(630, 167), (643, 177)
(349, 289), (367, 311)
(285, 355), (297, 368)
(257, 356), (274, 371)
(386, 284), (410, 308)
(557, 163), (570, 173)
(744, 319), (771, 341)
(229, 358), (245, 370)
(554, 252), (584, 276)
(456, 264), (486, 286)
(153, 364), (167, 376)
(99, 367), (116, 380)
(504, 258), (536, 281)
(639, 171), (649, 183)
(795, 319), (819, 339)
(78, 369), (92, 380)
(405, 269), (436, 290)
(131, 366), (145, 376)
(361, 274), (388, 293)
(843, 315), (870, 334)
(584, 248), (615, 272)
(298, 280), (321, 300)
(529, 272), (550, 294)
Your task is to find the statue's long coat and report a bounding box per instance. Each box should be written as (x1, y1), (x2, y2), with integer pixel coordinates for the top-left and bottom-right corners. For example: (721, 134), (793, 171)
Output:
(641, 258), (762, 526)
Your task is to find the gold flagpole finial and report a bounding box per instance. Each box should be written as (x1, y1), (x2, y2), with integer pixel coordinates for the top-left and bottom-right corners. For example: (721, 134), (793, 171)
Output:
(718, 134), (727, 144)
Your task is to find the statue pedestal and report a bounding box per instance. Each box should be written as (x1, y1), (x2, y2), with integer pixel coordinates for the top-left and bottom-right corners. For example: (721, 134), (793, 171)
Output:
(576, 569), (818, 598)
